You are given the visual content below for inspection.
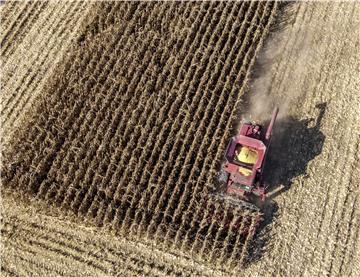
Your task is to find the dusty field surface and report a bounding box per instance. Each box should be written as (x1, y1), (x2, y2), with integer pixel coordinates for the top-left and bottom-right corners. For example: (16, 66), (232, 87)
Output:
(242, 2), (360, 277)
(0, 0), (92, 144)
(1, 1), (360, 277)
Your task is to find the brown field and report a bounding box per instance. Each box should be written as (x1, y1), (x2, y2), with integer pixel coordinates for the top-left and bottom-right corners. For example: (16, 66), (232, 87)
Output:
(1, 0), (92, 145)
(242, 2), (360, 276)
(1, 1), (360, 277)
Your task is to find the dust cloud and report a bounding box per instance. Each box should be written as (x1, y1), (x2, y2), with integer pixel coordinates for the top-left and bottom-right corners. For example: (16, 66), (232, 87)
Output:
(245, 9), (313, 124)
(246, 33), (290, 123)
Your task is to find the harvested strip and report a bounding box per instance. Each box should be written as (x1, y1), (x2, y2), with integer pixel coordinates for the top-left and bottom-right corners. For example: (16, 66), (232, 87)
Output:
(2, 193), (221, 277)
(0, 1), (92, 145)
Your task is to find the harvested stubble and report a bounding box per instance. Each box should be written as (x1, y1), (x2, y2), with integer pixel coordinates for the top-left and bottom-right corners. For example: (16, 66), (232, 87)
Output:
(241, 2), (360, 276)
(2, 1), (279, 268)
(0, 0), (92, 144)
(2, 193), (221, 277)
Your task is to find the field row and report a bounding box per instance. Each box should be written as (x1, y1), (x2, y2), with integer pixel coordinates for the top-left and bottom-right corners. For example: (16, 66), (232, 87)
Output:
(3, 1), (279, 268)
(1, 0), (91, 144)
(2, 194), (217, 277)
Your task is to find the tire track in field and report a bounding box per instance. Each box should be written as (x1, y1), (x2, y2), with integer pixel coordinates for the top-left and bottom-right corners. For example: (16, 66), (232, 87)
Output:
(284, 4), (358, 276)
(0, 1), (25, 32)
(4, 242), (69, 276)
(338, 139), (360, 276)
(319, 5), (360, 275)
(1, 2), (59, 88)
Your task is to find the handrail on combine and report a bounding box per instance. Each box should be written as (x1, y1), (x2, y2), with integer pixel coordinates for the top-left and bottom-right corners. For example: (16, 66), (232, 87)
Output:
(265, 107), (279, 140)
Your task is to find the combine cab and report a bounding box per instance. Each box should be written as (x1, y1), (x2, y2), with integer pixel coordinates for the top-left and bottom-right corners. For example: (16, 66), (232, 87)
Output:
(218, 108), (279, 209)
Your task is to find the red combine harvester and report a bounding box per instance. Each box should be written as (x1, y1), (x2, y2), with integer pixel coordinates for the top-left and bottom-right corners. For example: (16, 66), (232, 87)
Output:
(218, 107), (279, 209)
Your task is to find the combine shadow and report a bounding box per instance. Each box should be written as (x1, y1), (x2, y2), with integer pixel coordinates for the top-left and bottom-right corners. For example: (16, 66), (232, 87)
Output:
(264, 102), (327, 198)
(247, 102), (327, 264)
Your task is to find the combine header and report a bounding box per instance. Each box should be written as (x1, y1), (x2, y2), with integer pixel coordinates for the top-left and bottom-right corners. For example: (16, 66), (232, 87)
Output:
(217, 107), (279, 210)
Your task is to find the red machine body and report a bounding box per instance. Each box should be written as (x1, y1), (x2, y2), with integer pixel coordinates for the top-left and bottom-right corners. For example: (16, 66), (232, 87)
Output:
(221, 108), (279, 201)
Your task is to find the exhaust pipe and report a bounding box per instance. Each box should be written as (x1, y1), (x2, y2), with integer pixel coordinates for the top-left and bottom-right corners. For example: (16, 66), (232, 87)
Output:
(265, 107), (279, 140)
